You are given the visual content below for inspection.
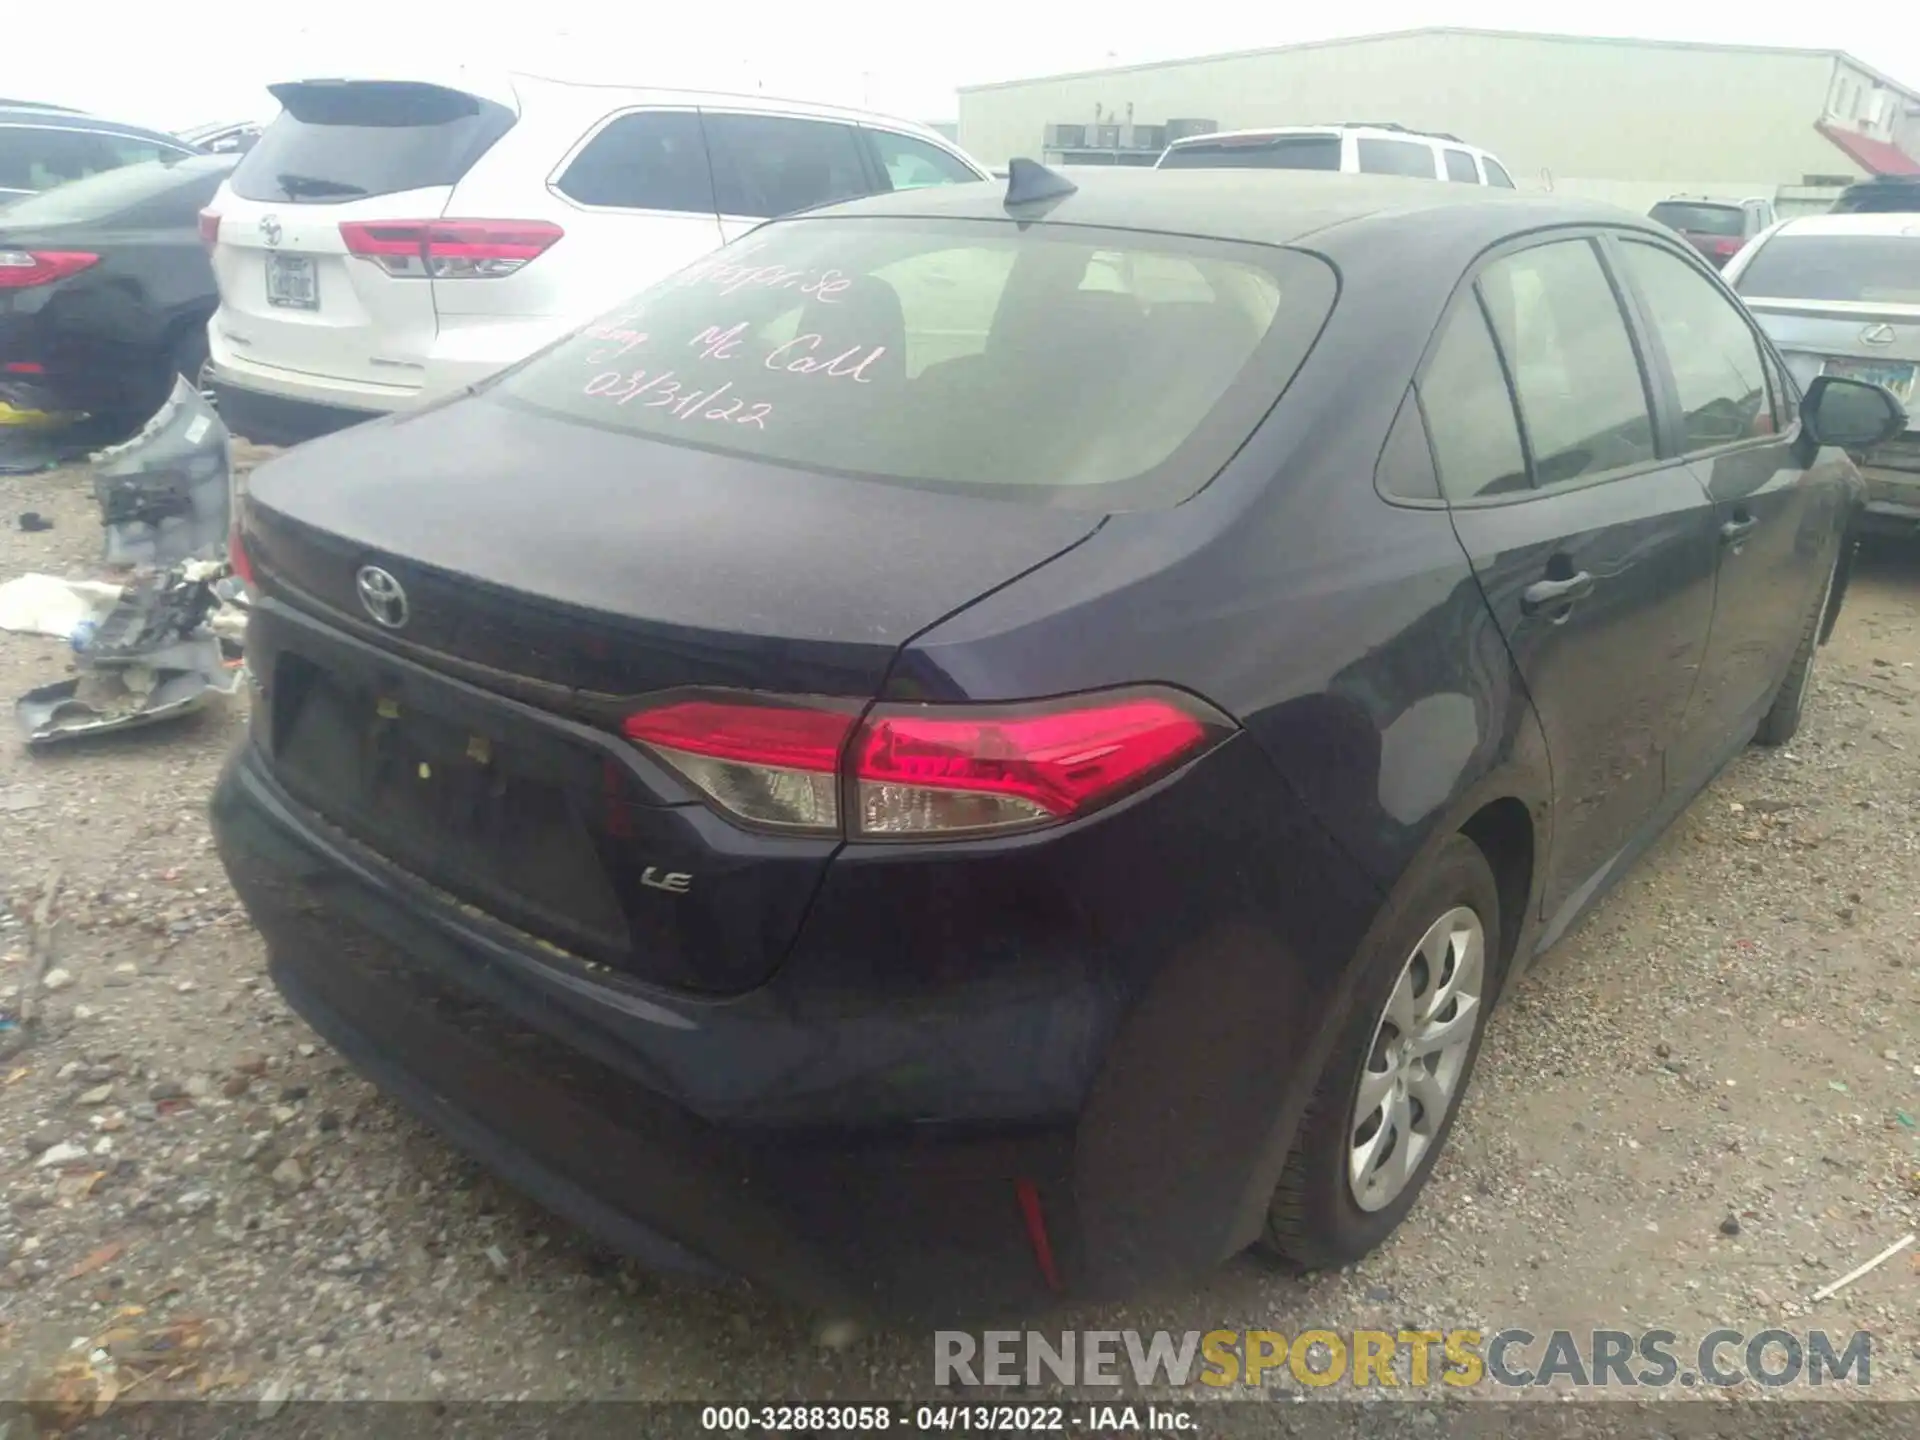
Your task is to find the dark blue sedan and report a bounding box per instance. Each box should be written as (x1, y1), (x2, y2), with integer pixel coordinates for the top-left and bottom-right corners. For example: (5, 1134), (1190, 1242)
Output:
(210, 166), (1901, 1323)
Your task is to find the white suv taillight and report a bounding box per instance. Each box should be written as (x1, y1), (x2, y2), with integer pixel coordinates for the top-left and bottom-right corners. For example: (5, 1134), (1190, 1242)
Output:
(622, 689), (1232, 840)
(339, 220), (564, 278)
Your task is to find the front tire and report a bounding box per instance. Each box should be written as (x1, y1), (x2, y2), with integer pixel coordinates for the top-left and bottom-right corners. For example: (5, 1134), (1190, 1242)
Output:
(1753, 551), (1839, 748)
(1261, 832), (1501, 1270)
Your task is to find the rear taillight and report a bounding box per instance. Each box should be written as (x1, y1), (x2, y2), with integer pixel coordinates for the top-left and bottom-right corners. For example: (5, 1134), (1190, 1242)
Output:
(198, 209), (221, 249)
(227, 521), (256, 591)
(1711, 236), (1741, 257)
(339, 220), (564, 279)
(622, 688), (1231, 840)
(0, 250), (99, 289)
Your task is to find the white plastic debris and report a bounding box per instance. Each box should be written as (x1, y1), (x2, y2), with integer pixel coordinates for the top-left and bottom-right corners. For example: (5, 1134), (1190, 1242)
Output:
(0, 573), (122, 639)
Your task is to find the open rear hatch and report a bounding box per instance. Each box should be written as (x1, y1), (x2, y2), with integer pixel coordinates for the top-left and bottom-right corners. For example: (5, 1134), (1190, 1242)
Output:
(240, 398), (1103, 994)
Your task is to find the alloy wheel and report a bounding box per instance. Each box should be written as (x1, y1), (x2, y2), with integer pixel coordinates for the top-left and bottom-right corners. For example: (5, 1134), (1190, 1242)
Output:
(1348, 905), (1486, 1212)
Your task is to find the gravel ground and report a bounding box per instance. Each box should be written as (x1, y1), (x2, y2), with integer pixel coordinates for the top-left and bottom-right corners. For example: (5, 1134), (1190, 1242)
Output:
(0, 454), (1917, 1412)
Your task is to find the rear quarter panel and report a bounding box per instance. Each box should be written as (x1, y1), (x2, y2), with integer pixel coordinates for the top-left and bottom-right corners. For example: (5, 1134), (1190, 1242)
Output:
(887, 227), (1554, 1275)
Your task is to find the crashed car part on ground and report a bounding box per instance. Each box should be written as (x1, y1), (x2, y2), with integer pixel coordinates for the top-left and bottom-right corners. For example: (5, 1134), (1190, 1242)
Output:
(91, 377), (232, 569)
(16, 644), (240, 746)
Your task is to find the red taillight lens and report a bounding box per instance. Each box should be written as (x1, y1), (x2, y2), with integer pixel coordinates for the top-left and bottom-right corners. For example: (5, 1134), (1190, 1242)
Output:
(0, 250), (99, 289)
(852, 697), (1216, 836)
(198, 209), (221, 249)
(622, 688), (1230, 839)
(227, 522), (256, 590)
(339, 219), (564, 278)
(1711, 237), (1741, 256)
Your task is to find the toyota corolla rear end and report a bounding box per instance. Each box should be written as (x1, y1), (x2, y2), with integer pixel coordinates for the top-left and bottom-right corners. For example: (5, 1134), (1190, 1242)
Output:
(1729, 220), (1920, 533)
(210, 199), (1347, 1319)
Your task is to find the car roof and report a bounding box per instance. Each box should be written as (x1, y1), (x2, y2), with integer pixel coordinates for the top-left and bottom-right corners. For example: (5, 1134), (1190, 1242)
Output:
(796, 167), (1654, 256)
(1165, 124), (1485, 152)
(1773, 212), (1920, 237)
(262, 71), (965, 148)
(0, 107), (191, 145)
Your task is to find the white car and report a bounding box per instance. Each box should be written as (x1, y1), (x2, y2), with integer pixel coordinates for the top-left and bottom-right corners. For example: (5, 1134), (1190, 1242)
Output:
(1157, 123), (1515, 188)
(199, 74), (988, 445)
(1722, 211), (1920, 534)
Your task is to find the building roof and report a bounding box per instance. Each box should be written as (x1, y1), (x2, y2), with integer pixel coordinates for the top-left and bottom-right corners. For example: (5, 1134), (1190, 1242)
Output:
(956, 26), (1920, 106)
(808, 166), (1661, 253)
(1817, 120), (1920, 176)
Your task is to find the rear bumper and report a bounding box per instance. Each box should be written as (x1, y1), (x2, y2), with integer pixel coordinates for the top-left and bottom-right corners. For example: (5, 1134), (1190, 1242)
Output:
(211, 673), (1373, 1319)
(214, 745), (1079, 1322)
(0, 306), (161, 418)
(1859, 464), (1920, 535)
(204, 375), (385, 448)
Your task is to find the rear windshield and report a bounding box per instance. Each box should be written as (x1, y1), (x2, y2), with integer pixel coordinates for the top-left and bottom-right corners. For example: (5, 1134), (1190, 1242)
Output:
(229, 81), (515, 204)
(1833, 181), (1920, 214)
(1734, 234), (1920, 304)
(1649, 202), (1744, 236)
(490, 218), (1336, 509)
(1158, 135), (1341, 172)
(0, 154), (230, 224)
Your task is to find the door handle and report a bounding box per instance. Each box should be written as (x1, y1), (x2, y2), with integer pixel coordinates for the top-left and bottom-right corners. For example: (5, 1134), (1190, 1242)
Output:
(1720, 515), (1757, 547)
(1521, 571), (1595, 615)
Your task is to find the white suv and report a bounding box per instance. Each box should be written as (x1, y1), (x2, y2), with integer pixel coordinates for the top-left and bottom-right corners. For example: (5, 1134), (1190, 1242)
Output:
(1157, 123), (1515, 188)
(200, 74), (988, 445)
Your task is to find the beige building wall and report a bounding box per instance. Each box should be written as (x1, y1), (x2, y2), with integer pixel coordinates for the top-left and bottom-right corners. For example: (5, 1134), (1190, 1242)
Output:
(958, 30), (1877, 209)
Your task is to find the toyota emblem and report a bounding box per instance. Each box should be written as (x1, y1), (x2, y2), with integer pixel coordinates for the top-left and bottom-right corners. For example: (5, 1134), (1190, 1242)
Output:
(259, 214), (282, 247)
(355, 566), (408, 629)
(1861, 323), (1896, 347)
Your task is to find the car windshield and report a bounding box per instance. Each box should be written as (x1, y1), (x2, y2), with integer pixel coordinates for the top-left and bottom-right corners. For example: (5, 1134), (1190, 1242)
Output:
(0, 154), (229, 223)
(489, 217), (1336, 509)
(1649, 203), (1745, 236)
(1158, 135), (1341, 171)
(1733, 234), (1920, 304)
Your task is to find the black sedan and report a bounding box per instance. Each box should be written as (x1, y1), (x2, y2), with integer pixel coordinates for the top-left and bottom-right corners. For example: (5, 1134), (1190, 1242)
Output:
(0, 153), (234, 432)
(210, 167), (1899, 1322)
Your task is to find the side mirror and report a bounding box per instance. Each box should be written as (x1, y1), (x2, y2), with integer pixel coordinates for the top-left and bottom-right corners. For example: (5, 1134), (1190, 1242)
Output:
(1802, 374), (1908, 450)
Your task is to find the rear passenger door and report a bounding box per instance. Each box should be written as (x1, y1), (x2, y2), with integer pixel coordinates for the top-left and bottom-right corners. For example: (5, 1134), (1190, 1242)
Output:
(1422, 233), (1721, 920)
(1610, 235), (1829, 773)
(703, 112), (876, 242)
(545, 109), (726, 320)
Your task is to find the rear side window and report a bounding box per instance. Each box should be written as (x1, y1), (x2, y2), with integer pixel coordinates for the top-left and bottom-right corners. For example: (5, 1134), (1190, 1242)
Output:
(230, 81), (516, 204)
(491, 218), (1334, 509)
(1419, 298), (1529, 500)
(1477, 239), (1656, 486)
(1158, 135), (1341, 171)
(703, 114), (870, 219)
(1616, 241), (1770, 451)
(867, 130), (978, 191)
(0, 126), (178, 191)
(555, 111), (714, 213)
(1357, 138), (1437, 179)
(1443, 148), (1479, 183)
(1649, 202), (1744, 237)
(0, 154), (229, 226)
(1483, 158), (1515, 188)
(1732, 235), (1920, 304)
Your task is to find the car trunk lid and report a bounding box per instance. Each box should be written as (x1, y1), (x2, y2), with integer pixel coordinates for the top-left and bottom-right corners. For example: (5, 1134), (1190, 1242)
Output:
(239, 395), (1104, 993)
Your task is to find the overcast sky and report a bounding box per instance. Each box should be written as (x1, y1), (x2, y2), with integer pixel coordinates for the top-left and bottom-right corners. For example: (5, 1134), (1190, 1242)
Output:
(13, 5), (1920, 131)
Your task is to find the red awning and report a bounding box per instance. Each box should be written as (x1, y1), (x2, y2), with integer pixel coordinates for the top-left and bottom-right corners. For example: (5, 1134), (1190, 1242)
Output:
(1817, 120), (1920, 176)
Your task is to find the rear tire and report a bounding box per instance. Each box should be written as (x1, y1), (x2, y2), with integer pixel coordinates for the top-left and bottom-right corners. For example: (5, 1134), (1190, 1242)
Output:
(1261, 833), (1501, 1271)
(1753, 552), (1839, 748)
